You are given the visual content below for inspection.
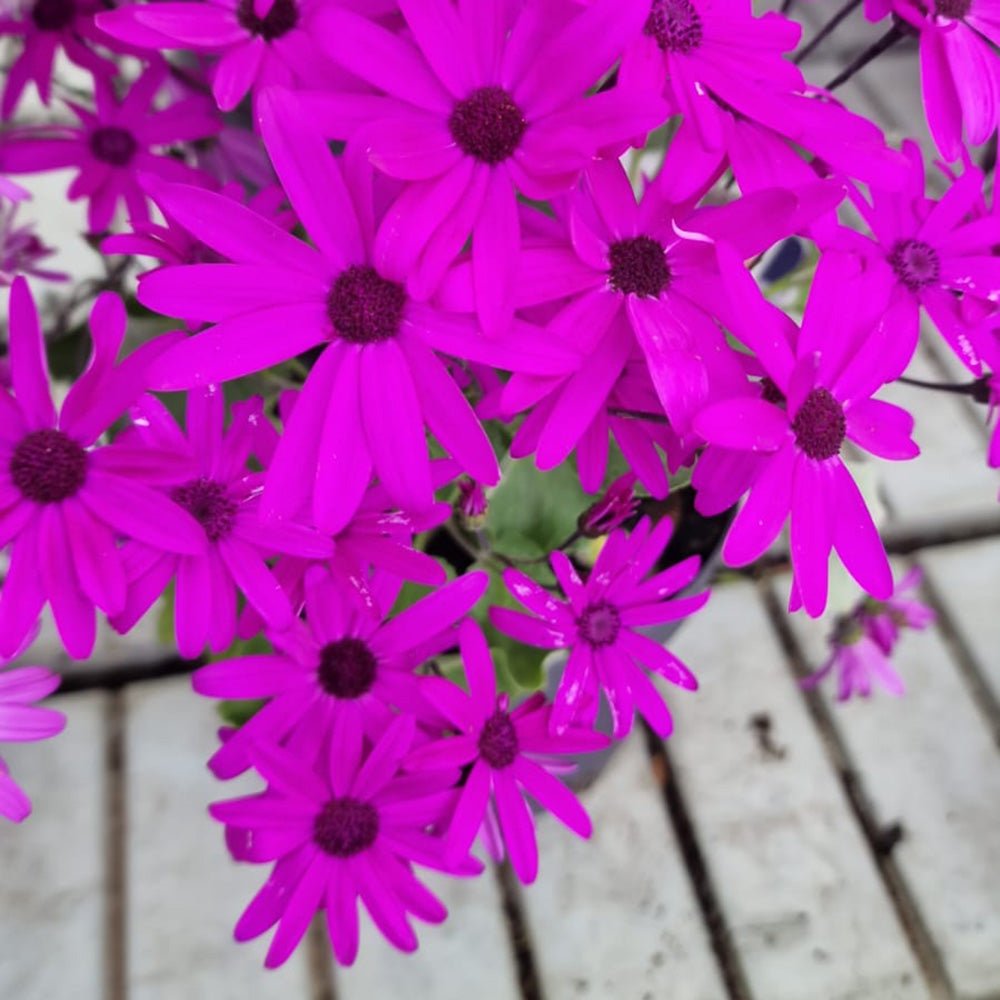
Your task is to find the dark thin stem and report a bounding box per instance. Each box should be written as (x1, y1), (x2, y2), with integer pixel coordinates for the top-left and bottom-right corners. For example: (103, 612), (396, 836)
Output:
(794, 0), (862, 64)
(896, 373), (993, 403)
(780, 0), (796, 12)
(824, 23), (905, 91)
(608, 406), (671, 425)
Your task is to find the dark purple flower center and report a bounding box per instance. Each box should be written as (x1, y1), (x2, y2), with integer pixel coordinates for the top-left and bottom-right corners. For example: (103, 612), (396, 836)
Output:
(328, 266), (406, 345)
(317, 637), (378, 699)
(608, 236), (670, 298)
(478, 709), (519, 769)
(577, 600), (621, 648)
(449, 86), (526, 165)
(887, 238), (940, 292)
(170, 478), (237, 542)
(89, 127), (138, 167)
(313, 797), (379, 857)
(32, 0), (75, 31)
(792, 387), (846, 460)
(645, 0), (704, 54)
(10, 429), (87, 503)
(236, 0), (299, 41)
(934, 0), (970, 17)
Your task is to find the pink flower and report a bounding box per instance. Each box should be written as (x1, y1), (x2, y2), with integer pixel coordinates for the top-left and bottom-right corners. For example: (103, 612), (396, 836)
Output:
(490, 516), (706, 739)
(210, 713), (477, 967)
(0, 278), (205, 659)
(137, 94), (572, 527)
(97, 0), (359, 112)
(307, 0), (666, 330)
(891, 0), (1000, 161)
(0, 664), (65, 822)
(0, 0), (115, 120)
(802, 567), (935, 700)
(193, 567), (488, 778)
(842, 146), (1000, 376)
(578, 473), (640, 538)
(407, 621), (606, 884)
(109, 390), (332, 659)
(0, 195), (66, 285)
(694, 251), (920, 617)
(0, 63), (220, 233)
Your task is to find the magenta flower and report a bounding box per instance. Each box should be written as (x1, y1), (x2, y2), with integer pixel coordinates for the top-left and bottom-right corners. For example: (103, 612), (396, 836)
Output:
(110, 390), (332, 659)
(307, 0), (665, 331)
(0, 64), (219, 232)
(194, 566), (488, 778)
(694, 250), (921, 617)
(96, 0), (365, 112)
(846, 148), (1000, 375)
(803, 567), (935, 700)
(888, 0), (1000, 161)
(0, 664), (65, 822)
(1, 194), (66, 286)
(0, 278), (205, 658)
(491, 516), (706, 739)
(136, 95), (573, 527)
(0, 0), (115, 120)
(407, 621), (606, 884)
(493, 159), (787, 458)
(578, 473), (640, 538)
(210, 713), (475, 967)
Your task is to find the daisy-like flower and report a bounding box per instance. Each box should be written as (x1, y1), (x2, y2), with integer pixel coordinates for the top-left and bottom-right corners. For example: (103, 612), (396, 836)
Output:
(0, 0), (115, 120)
(0, 278), (205, 659)
(194, 566), (488, 778)
(0, 663), (65, 822)
(0, 63), (219, 233)
(802, 567), (935, 700)
(490, 515), (707, 739)
(845, 147), (1000, 376)
(109, 390), (332, 659)
(407, 621), (606, 884)
(96, 0), (371, 112)
(486, 158), (793, 459)
(138, 94), (574, 527)
(885, 0), (1000, 161)
(307, 0), (666, 331)
(694, 250), (921, 617)
(211, 713), (476, 967)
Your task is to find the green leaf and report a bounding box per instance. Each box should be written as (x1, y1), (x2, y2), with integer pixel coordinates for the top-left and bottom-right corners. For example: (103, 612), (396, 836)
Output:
(217, 699), (266, 728)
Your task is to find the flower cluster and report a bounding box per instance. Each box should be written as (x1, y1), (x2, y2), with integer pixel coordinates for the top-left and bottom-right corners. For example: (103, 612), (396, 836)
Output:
(1, 0), (997, 977)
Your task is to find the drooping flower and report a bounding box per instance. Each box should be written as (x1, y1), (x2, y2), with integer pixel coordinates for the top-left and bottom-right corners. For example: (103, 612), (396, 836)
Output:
(693, 250), (920, 617)
(802, 566), (935, 700)
(490, 515), (706, 738)
(407, 621), (606, 884)
(0, 278), (205, 659)
(96, 0), (365, 112)
(0, 192), (66, 285)
(0, 664), (65, 822)
(306, 0), (666, 331)
(577, 472), (640, 538)
(843, 147), (1000, 376)
(137, 94), (575, 527)
(109, 390), (332, 659)
(210, 713), (477, 967)
(0, 0), (115, 120)
(0, 63), (219, 232)
(193, 566), (488, 778)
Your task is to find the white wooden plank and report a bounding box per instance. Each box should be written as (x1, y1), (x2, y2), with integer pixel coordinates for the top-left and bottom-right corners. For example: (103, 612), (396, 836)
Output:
(667, 582), (929, 1000)
(920, 539), (1000, 708)
(517, 735), (728, 1000)
(879, 350), (1000, 536)
(335, 868), (521, 1000)
(783, 568), (1000, 999)
(0, 691), (109, 1000)
(125, 676), (313, 999)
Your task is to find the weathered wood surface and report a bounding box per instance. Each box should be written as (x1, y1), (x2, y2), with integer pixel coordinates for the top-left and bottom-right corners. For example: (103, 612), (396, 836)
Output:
(668, 582), (930, 1000)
